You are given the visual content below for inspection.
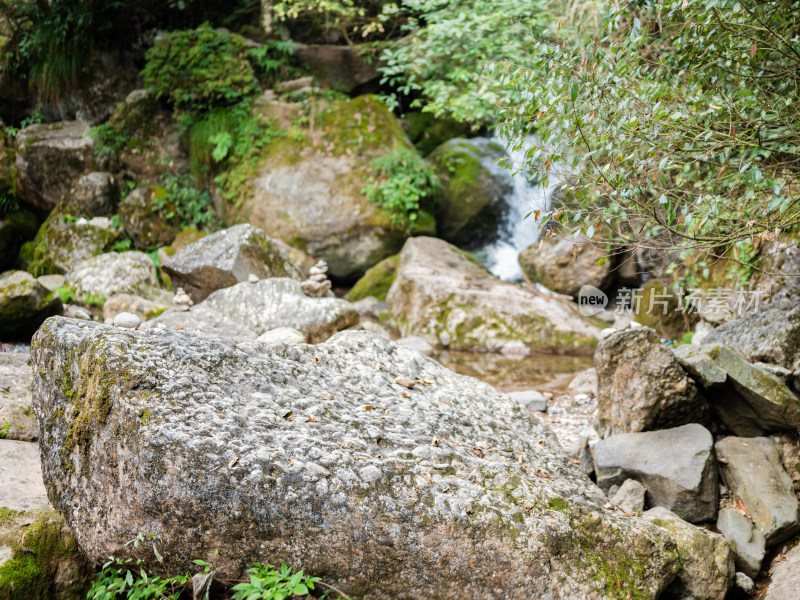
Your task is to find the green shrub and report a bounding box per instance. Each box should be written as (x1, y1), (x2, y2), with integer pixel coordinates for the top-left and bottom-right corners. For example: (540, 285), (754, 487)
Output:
(153, 173), (218, 230)
(53, 285), (74, 304)
(362, 147), (438, 227)
(141, 24), (258, 111)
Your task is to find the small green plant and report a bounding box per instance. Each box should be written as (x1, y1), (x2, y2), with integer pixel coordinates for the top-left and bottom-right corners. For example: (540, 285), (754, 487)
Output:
(152, 173), (218, 230)
(113, 239), (132, 252)
(0, 191), (19, 215)
(83, 293), (106, 309)
(0, 422), (11, 439)
(53, 285), (74, 304)
(362, 147), (438, 227)
(231, 562), (322, 600)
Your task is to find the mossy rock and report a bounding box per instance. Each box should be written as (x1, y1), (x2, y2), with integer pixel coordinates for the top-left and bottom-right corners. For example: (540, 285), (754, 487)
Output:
(634, 279), (697, 340)
(156, 228), (207, 290)
(428, 138), (512, 247)
(0, 208), (40, 271)
(347, 254), (399, 302)
(404, 112), (473, 156)
(27, 212), (119, 277)
(118, 187), (179, 250)
(0, 271), (63, 340)
(0, 508), (92, 600)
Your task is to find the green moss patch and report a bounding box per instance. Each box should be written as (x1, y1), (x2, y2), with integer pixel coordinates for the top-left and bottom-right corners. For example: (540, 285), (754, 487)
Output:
(348, 254), (399, 302)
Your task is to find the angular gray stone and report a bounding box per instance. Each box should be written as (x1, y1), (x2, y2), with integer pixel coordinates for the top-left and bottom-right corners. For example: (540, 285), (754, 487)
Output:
(507, 390), (547, 412)
(716, 436), (800, 545)
(642, 507), (735, 600)
(31, 317), (681, 598)
(0, 439), (49, 511)
(203, 278), (358, 343)
(140, 306), (257, 340)
(59, 171), (118, 217)
(593, 424), (718, 522)
(765, 542), (800, 600)
(716, 507), (766, 578)
(595, 329), (709, 438)
(66, 251), (160, 304)
(0, 352), (38, 441)
(735, 572), (755, 595)
(0, 270), (63, 340)
(609, 479), (646, 514)
(162, 223), (304, 303)
(674, 344), (800, 436)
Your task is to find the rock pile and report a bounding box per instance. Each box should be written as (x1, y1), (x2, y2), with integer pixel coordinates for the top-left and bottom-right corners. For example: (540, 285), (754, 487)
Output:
(300, 260), (332, 297)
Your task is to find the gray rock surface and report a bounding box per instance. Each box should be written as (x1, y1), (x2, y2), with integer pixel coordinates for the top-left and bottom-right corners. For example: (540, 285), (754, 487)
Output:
(32, 317), (680, 598)
(764, 542), (800, 600)
(395, 336), (433, 356)
(102, 293), (170, 324)
(59, 171), (117, 217)
(14, 121), (98, 212)
(386, 237), (601, 353)
(140, 306), (257, 340)
(773, 431), (800, 493)
(609, 479), (646, 514)
(508, 390), (548, 412)
(642, 507), (734, 600)
(0, 352), (38, 441)
(519, 236), (614, 298)
(0, 270), (63, 340)
(674, 344), (800, 436)
(256, 327), (306, 345)
(716, 436), (800, 545)
(0, 439), (49, 511)
(568, 368), (598, 396)
(595, 329), (709, 437)
(118, 187), (180, 250)
(593, 424), (718, 522)
(567, 437), (594, 479)
(66, 251), (160, 303)
(162, 224), (304, 303)
(203, 278), (358, 343)
(735, 571), (755, 594)
(716, 507), (766, 578)
(27, 212), (119, 276)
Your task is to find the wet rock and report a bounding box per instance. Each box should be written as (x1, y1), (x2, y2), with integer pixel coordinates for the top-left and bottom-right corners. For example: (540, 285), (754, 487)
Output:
(227, 96), (419, 280)
(715, 436), (800, 545)
(140, 306), (257, 340)
(256, 327), (306, 345)
(593, 424), (718, 522)
(162, 224), (303, 303)
(0, 507), (92, 600)
(58, 171), (118, 217)
(0, 352), (37, 441)
(595, 329), (709, 437)
(609, 479), (646, 513)
(428, 138), (512, 246)
(705, 299), (800, 373)
(14, 121), (98, 212)
(102, 293), (170, 324)
(764, 542), (800, 600)
(27, 212), (119, 276)
(0, 439), (49, 511)
(0, 271), (63, 340)
(508, 390), (547, 412)
(568, 368), (597, 396)
(203, 278), (358, 343)
(716, 507), (766, 578)
(675, 344), (800, 436)
(643, 507), (735, 600)
(65, 252), (160, 304)
(519, 236), (614, 298)
(118, 187), (180, 249)
(386, 237), (601, 353)
(32, 318), (680, 597)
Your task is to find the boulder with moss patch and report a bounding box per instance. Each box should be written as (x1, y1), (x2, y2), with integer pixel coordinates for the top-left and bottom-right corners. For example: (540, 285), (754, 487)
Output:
(65, 252), (160, 305)
(118, 187), (180, 250)
(32, 317), (680, 598)
(347, 254), (398, 302)
(386, 236), (601, 353)
(58, 172), (118, 218)
(0, 271), (62, 340)
(27, 212), (120, 277)
(225, 95), (418, 281)
(428, 138), (513, 246)
(14, 122), (100, 213)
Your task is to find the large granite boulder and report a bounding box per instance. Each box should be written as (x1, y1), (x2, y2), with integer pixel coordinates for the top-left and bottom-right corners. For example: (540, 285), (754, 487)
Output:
(715, 436), (800, 545)
(0, 352), (37, 441)
(65, 252), (160, 304)
(385, 237), (601, 353)
(428, 138), (512, 246)
(117, 187), (180, 250)
(27, 212), (119, 276)
(674, 344), (800, 436)
(14, 122), (98, 213)
(642, 507), (734, 600)
(519, 236), (614, 298)
(225, 95), (418, 281)
(595, 329), (709, 437)
(162, 224), (304, 303)
(592, 424), (718, 523)
(31, 318), (681, 598)
(202, 279), (357, 343)
(0, 271), (62, 340)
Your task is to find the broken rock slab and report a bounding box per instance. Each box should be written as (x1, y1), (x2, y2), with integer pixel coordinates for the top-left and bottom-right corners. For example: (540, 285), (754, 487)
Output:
(716, 507), (766, 579)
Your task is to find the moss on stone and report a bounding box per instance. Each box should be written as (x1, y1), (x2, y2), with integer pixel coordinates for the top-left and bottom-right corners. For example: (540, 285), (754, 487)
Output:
(347, 255), (399, 302)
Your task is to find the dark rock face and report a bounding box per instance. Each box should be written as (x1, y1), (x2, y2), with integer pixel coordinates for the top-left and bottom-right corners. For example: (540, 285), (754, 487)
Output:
(32, 318), (680, 599)
(295, 44), (380, 93)
(594, 329), (709, 437)
(162, 224), (304, 303)
(592, 424), (719, 523)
